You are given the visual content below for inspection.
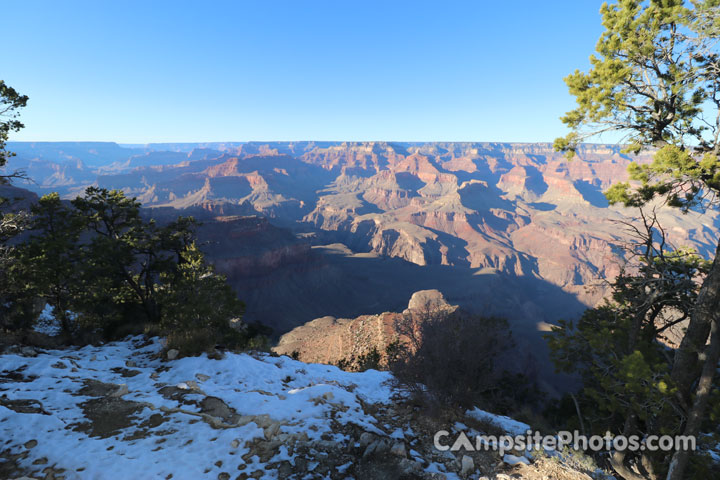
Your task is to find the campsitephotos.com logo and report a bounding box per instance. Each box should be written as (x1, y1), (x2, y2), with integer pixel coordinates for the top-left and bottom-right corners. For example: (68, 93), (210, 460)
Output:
(434, 430), (696, 457)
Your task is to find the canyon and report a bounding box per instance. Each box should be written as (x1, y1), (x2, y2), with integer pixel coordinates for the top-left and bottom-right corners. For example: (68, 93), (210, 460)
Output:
(6, 141), (718, 353)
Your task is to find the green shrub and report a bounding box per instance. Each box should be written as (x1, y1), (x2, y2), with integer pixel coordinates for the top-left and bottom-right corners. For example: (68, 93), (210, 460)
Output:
(166, 327), (217, 357)
(336, 347), (382, 372)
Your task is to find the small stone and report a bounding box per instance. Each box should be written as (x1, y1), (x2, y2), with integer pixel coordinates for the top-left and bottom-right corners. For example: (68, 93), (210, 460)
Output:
(398, 458), (423, 476)
(276, 461), (293, 478)
(235, 415), (254, 427)
(195, 373), (210, 382)
(502, 454), (530, 466)
(363, 440), (379, 458)
(251, 414), (272, 429)
(315, 440), (337, 450)
(294, 457), (307, 472)
(390, 442), (406, 457)
(24, 440), (38, 449)
(358, 432), (376, 447)
(460, 455), (474, 476)
(231, 439), (240, 449)
(110, 384), (129, 397)
(166, 349), (179, 360)
(217, 473), (230, 480)
(200, 396), (234, 422)
(255, 440), (282, 462)
(374, 440), (390, 455)
(21, 346), (38, 357)
(264, 421), (282, 440)
(51, 361), (67, 369)
(126, 360), (137, 367)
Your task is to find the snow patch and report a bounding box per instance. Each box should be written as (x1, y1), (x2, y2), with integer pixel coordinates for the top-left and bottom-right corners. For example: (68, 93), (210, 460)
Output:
(466, 406), (531, 436)
(0, 337), (394, 479)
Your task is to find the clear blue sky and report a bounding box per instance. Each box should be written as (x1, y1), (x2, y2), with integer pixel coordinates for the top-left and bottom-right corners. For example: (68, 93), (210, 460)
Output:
(4, 1), (607, 143)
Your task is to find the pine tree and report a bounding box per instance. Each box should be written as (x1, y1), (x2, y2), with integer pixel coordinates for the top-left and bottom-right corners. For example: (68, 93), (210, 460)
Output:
(0, 80), (30, 331)
(0, 80), (28, 182)
(15, 193), (85, 336)
(159, 242), (249, 356)
(555, 2), (720, 477)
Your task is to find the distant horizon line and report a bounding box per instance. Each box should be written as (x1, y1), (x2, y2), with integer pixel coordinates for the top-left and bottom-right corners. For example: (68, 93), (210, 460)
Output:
(8, 140), (623, 147)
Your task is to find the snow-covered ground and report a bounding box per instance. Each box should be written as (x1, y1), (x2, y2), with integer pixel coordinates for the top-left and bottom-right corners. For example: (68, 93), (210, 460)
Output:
(1, 337), (401, 479)
(0, 337), (608, 480)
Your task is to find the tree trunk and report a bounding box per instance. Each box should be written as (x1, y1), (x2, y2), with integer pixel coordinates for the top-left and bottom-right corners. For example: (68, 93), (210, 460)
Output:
(670, 240), (720, 403)
(609, 415), (656, 480)
(666, 315), (720, 480)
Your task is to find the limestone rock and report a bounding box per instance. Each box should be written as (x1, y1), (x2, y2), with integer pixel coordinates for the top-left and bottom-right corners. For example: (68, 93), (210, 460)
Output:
(200, 396), (235, 423)
(460, 455), (474, 476)
(398, 458), (424, 476)
(359, 432), (377, 447)
(390, 442), (406, 457)
(273, 290), (458, 368)
(406, 289), (450, 312)
(20, 346), (38, 357)
(110, 384), (129, 398)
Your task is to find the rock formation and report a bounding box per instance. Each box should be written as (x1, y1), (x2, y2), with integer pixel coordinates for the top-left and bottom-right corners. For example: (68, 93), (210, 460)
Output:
(273, 290), (457, 366)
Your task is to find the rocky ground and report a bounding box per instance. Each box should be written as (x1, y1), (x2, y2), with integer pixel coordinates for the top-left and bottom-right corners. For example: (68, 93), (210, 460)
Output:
(0, 337), (611, 480)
